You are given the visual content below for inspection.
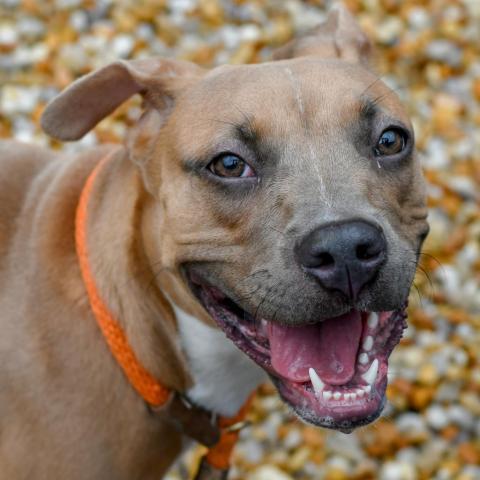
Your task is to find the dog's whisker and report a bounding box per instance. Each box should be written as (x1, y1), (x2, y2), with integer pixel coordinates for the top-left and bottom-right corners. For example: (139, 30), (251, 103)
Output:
(359, 75), (385, 99)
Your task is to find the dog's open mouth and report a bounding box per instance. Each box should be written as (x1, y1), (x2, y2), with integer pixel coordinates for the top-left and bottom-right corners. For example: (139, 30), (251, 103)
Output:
(189, 274), (407, 431)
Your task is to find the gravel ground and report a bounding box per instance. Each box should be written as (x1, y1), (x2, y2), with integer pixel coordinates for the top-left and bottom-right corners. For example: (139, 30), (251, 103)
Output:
(1, 1), (479, 479)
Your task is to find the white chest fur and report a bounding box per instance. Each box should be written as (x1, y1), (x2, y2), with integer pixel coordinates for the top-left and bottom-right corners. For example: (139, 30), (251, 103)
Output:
(173, 303), (266, 417)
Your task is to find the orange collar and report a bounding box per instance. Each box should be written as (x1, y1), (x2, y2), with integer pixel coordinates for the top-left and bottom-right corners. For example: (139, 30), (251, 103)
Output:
(75, 154), (253, 478)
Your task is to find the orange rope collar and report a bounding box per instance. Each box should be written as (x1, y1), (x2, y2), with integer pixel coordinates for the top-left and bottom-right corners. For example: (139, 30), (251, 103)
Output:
(75, 155), (251, 476)
(75, 155), (170, 406)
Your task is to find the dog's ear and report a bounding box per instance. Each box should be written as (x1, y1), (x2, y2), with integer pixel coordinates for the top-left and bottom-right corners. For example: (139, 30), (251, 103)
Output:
(273, 3), (372, 65)
(41, 58), (204, 141)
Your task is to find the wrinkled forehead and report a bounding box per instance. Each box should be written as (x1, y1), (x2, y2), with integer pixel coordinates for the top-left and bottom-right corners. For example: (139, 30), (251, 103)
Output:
(170, 58), (410, 151)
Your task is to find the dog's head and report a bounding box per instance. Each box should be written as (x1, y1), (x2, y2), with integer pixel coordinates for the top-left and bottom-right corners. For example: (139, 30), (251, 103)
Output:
(42, 5), (428, 431)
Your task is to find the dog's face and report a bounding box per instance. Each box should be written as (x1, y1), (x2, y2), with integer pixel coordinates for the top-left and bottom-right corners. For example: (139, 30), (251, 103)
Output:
(42, 6), (428, 431)
(142, 59), (428, 430)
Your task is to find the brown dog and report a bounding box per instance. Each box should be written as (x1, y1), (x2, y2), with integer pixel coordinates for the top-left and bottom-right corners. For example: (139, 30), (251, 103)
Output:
(0, 4), (428, 479)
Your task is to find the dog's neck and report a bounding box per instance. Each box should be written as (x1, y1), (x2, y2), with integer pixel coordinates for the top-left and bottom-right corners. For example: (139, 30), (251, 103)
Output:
(83, 148), (264, 415)
(83, 149), (191, 392)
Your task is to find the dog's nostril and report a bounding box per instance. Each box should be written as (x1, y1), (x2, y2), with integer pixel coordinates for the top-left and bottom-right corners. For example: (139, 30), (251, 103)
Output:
(356, 243), (379, 261)
(316, 252), (335, 268)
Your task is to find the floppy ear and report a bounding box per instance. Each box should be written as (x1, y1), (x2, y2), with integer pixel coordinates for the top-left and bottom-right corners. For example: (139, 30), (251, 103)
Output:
(41, 58), (204, 141)
(273, 3), (373, 65)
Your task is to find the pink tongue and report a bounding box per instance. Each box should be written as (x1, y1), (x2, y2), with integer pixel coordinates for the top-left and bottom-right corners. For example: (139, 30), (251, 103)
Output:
(267, 311), (363, 385)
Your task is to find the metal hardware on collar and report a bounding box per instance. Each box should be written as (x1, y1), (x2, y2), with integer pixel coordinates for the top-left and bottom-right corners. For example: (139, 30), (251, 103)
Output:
(194, 458), (229, 480)
(75, 154), (255, 479)
(150, 392), (220, 447)
(224, 420), (251, 433)
(179, 393), (194, 410)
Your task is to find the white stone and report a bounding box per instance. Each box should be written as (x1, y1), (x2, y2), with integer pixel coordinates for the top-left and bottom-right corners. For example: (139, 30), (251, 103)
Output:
(283, 429), (302, 449)
(380, 461), (416, 480)
(70, 10), (89, 32)
(376, 16), (403, 45)
(0, 85), (41, 116)
(425, 40), (462, 67)
(17, 17), (45, 40)
(447, 405), (474, 430)
(407, 7), (432, 30)
(424, 138), (450, 169)
(425, 404), (449, 430)
(112, 34), (135, 58)
(396, 412), (428, 435)
(0, 23), (18, 46)
(250, 465), (293, 480)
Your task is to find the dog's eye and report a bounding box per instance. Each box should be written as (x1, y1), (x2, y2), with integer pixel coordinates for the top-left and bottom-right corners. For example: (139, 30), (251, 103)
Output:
(208, 153), (255, 178)
(374, 129), (407, 156)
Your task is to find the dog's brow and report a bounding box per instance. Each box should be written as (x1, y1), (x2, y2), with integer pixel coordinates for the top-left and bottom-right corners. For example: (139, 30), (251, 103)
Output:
(233, 119), (260, 151)
(358, 98), (378, 120)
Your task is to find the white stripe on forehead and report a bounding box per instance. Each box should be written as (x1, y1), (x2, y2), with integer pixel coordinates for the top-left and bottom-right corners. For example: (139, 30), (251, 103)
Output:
(283, 67), (305, 117)
(282, 66), (335, 209)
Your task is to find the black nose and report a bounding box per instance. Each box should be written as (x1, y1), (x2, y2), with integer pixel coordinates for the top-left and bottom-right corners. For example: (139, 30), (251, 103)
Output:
(295, 220), (386, 301)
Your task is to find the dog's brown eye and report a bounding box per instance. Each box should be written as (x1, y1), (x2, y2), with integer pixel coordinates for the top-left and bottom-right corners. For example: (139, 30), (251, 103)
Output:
(208, 153), (255, 178)
(375, 129), (406, 156)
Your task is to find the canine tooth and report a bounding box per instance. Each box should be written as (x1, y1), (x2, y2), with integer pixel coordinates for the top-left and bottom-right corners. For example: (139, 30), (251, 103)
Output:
(363, 385), (372, 394)
(368, 312), (379, 329)
(333, 392), (342, 400)
(356, 389), (365, 397)
(308, 368), (325, 396)
(358, 353), (369, 365)
(363, 336), (374, 351)
(361, 358), (379, 386)
(323, 391), (332, 401)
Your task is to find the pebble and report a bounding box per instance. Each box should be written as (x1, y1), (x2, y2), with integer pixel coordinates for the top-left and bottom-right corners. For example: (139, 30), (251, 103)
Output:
(249, 465), (293, 480)
(375, 16), (404, 45)
(0, 22), (18, 47)
(70, 10), (90, 32)
(425, 39), (463, 67)
(380, 461), (416, 480)
(0, 86), (41, 116)
(396, 412), (429, 439)
(407, 7), (432, 30)
(424, 138), (450, 169)
(447, 405), (474, 431)
(425, 404), (449, 430)
(112, 34), (135, 58)
(282, 429), (302, 450)
(17, 17), (45, 40)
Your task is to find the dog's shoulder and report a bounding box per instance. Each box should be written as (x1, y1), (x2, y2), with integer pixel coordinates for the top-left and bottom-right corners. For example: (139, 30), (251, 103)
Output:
(0, 141), (56, 264)
(0, 141), (116, 272)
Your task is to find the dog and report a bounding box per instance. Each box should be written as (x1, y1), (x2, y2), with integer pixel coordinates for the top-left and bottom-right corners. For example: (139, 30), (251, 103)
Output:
(0, 4), (429, 479)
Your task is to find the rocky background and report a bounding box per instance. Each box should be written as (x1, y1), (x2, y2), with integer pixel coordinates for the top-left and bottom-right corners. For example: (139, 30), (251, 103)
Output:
(0, 0), (479, 479)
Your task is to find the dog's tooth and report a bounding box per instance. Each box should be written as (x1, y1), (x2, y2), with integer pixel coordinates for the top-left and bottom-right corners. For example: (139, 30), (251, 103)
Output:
(363, 336), (374, 352)
(361, 358), (379, 386)
(363, 385), (372, 395)
(356, 389), (365, 397)
(308, 367), (325, 396)
(358, 353), (369, 365)
(322, 390), (332, 401)
(333, 392), (342, 400)
(368, 312), (379, 329)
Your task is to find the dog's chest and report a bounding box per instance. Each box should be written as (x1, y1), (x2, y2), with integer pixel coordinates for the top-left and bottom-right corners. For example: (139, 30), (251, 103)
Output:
(173, 303), (266, 417)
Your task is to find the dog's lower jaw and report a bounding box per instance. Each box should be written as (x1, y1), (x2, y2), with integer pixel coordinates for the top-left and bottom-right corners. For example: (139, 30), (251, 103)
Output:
(172, 300), (266, 418)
